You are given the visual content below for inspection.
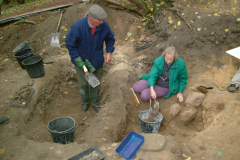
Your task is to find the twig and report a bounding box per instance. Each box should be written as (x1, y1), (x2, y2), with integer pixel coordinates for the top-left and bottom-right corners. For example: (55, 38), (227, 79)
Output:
(166, 8), (192, 31)
(14, 19), (36, 25)
(60, 42), (66, 47)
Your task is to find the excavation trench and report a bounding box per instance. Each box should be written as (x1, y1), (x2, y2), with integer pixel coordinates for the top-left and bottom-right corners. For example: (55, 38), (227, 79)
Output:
(20, 51), (209, 145)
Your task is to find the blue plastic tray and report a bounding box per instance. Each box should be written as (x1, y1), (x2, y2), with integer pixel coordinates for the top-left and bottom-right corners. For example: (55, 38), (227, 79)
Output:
(116, 131), (144, 160)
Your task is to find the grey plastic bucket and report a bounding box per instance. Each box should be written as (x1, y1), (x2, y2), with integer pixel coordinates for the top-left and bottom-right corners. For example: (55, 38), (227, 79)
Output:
(47, 117), (77, 144)
(138, 110), (163, 133)
(14, 47), (34, 69)
(21, 55), (45, 78)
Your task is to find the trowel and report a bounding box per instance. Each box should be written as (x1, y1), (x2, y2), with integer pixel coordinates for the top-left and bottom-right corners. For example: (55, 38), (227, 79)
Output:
(83, 65), (100, 88)
(152, 98), (159, 117)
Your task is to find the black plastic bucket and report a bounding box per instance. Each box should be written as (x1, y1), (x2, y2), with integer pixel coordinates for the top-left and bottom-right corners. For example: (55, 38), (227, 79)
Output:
(13, 40), (31, 54)
(47, 117), (77, 144)
(138, 110), (163, 133)
(14, 47), (34, 69)
(21, 55), (45, 78)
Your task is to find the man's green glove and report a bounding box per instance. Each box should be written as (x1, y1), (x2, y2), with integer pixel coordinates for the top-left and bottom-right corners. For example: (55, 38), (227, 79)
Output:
(74, 57), (85, 69)
(85, 59), (96, 73)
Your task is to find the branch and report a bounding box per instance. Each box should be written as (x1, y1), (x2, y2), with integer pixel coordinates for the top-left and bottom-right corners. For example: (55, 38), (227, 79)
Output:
(166, 8), (192, 31)
(104, 0), (143, 16)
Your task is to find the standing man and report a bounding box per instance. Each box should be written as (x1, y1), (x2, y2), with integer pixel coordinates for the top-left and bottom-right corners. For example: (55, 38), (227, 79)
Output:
(66, 4), (115, 113)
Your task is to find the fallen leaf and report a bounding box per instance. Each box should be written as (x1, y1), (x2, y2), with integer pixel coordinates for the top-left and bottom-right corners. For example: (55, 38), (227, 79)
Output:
(225, 28), (229, 32)
(237, 18), (240, 22)
(107, 152), (112, 156)
(111, 143), (118, 146)
(231, 7), (236, 11)
(137, 26), (141, 29)
(190, 20), (195, 23)
(200, 0), (203, 3)
(127, 32), (132, 37)
(83, 117), (88, 121)
(132, 119), (135, 122)
(150, 7), (153, 12)
(168, 20), (173, 24)
(214, 13), (218, 16)
(197, 28), (201, 31)
(64, 28), (67, 31)
(104, 127), (108, 130)
(64, 92), (68, 94)
(195, 12), (198, 14)
(182, 13), (185, 16)
(9, 95), (13, 99)
(63, 35), (66, 39)
(102, 138), (106, 141)
(177, 21), (181, 26)
(182, 153), (188, 158)
(216, 40), (219, 44)
(208, 14), (211, 16)
(174, 25), (177, 30)
(197, 16), (201, 19)
(99, 146), (106, 151)
(0, 148), (5, 154)
(39, 111), (43, 114)
(185, 157), (191, 160)
(131, 39), (135, 41)
(211, 32), (214, 35)
(217, 151), (223, 156)
(168, 16), (172, 20)
(143, 22), (146, 26)
(58, 55), (61, 57)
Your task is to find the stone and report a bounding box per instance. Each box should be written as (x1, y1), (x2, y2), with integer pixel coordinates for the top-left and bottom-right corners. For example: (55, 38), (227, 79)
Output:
(140, 134), (165, 151)
(178, 107), (197, 125)
(186, 92), (205, 107)
(170, 103), (181, 117)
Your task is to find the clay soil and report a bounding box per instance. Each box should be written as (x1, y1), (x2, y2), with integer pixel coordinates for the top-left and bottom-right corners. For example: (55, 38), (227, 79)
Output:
(0, 0), (240, 160)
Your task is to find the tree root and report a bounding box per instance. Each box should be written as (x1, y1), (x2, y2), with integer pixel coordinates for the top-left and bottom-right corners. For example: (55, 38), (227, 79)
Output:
(14, 19), (36, 25)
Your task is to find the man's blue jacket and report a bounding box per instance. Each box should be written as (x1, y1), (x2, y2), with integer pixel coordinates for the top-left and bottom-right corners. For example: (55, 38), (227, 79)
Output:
(66, 16), (115, 69)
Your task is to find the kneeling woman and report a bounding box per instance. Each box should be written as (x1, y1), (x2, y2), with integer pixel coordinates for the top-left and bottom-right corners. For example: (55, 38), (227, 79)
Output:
(133, 46), (188, 102)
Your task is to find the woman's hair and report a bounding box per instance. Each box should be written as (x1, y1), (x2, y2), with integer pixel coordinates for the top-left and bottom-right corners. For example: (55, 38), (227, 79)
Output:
(162, 46), (179, 60)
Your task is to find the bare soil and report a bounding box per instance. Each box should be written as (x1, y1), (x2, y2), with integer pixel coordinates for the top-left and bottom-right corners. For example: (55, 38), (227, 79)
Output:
(0, 0), (240, 160)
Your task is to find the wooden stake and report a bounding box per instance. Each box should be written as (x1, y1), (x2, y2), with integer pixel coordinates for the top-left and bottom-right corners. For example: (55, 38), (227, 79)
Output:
(130, 87), (140, 107)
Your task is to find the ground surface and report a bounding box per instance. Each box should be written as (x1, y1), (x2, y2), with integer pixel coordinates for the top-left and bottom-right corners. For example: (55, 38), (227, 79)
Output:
(0, 0), (240, 160)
